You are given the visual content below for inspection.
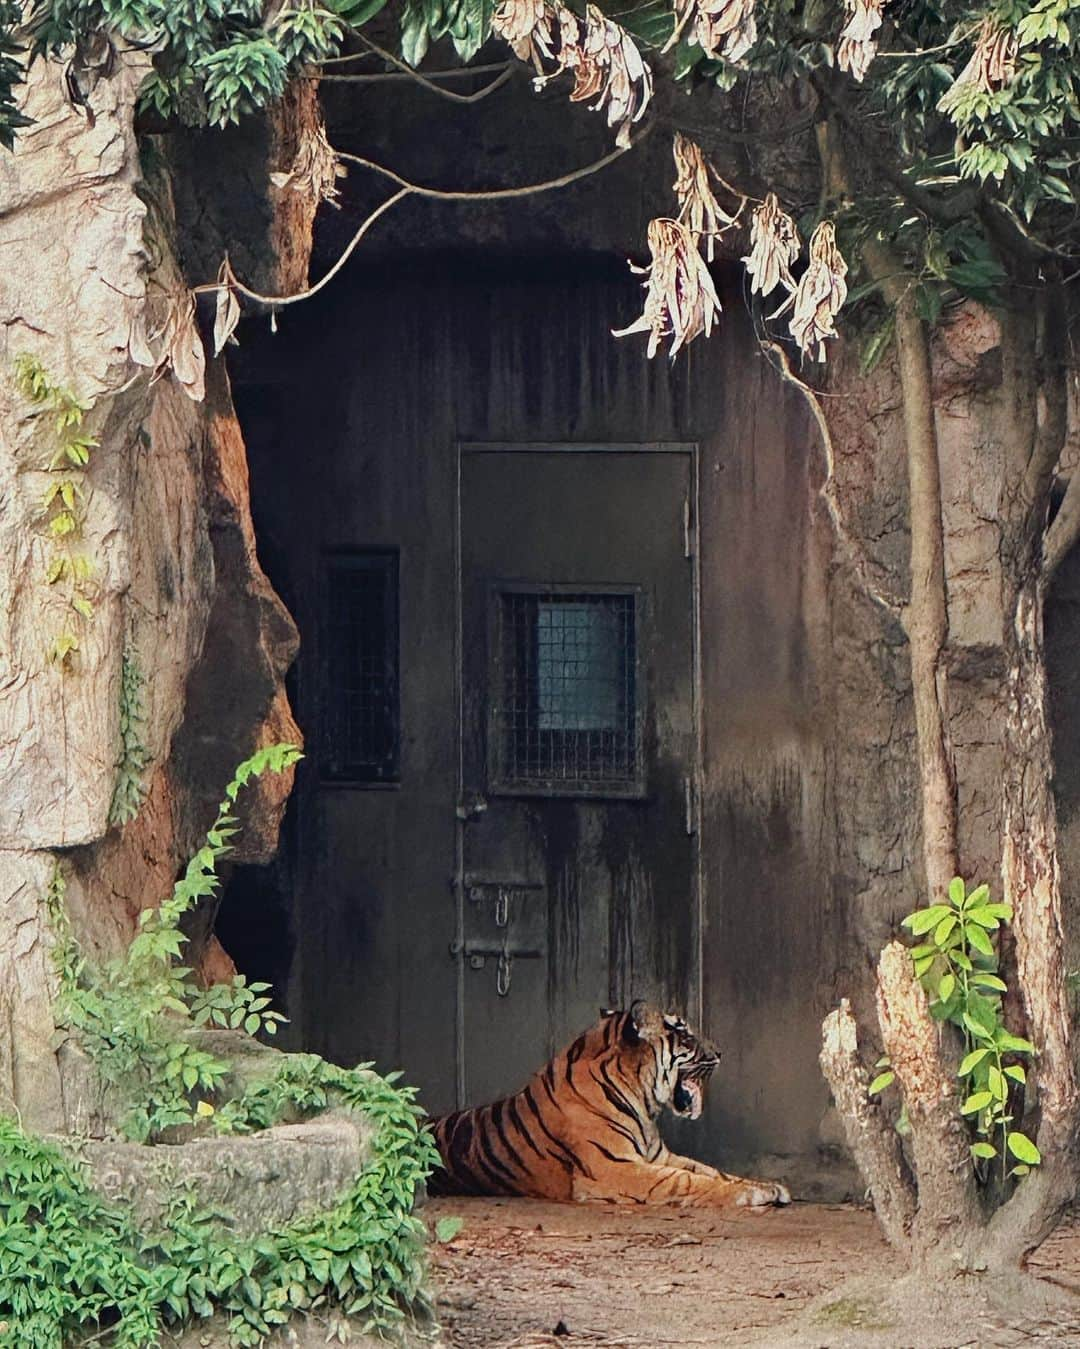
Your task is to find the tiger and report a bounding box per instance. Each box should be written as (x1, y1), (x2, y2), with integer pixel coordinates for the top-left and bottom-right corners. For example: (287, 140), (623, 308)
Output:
(427, 1002), (791, 1208)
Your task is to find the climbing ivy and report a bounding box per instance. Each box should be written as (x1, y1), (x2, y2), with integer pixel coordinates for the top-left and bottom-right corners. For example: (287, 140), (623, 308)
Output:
(0, 1063), (437, 1347)
(14, 353), (99, 671)
(108, 651), (151, 827)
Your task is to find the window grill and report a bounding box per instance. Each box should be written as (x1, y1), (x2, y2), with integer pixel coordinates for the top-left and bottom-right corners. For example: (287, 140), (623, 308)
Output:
(492, 589), (640, 795)
(320, 552), (399, 783)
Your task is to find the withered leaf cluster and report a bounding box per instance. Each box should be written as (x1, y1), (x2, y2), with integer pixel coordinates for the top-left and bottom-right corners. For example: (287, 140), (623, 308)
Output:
(494, 0), (652, 148)
(213, 258), (241, 358)
(673, 133), (735, 262)
(742, 193), (800, 299)
(836, 0), (885, 82)
(269, 121), (346, 208)
(665, 0), (757, 64)
(149, 291), (206, 403)
(938, 18), (1018, 112)
(613, 217), (721, 359)
(492, 0), (555, 70)
(786, 221), (848, 362)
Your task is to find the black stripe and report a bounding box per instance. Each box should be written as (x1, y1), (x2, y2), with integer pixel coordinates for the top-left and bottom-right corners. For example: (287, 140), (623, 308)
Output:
(523, 1086), (590, 1176)
(477, 1118), (522, 1188)
(565, 1034), (586, 1086)
(589, 1139), (634, 1164)
(490, 1100), (528, 1175)
(507, 1095), (546, 1159)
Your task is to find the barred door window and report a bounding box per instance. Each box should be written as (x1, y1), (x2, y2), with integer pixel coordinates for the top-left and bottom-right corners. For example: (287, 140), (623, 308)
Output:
(321, 552), (399, 783)
(491, 588), (641, 796)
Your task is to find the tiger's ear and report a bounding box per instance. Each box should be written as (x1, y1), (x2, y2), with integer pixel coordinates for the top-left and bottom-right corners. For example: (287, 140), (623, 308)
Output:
(621, 998), (646, 1045)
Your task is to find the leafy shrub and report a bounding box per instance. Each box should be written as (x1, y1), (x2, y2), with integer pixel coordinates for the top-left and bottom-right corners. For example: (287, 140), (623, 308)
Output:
(0, 744), (439, 1346)
(872, 877), (1039, 1176)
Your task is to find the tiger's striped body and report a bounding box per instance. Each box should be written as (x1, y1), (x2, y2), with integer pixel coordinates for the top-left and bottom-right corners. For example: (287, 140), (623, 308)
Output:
(428, 1004), (790, 1208)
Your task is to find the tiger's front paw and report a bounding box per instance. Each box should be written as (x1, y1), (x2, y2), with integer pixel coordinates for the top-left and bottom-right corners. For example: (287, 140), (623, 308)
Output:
(735, 1180), (791, 1208)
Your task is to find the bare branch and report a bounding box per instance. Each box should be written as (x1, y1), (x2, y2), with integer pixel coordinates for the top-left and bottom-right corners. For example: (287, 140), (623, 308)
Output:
(336, 137), (634, 202)
(875, 943), (980, 1249)
(219, 189), (412, 310)
(820, 1000), (916, 1248)
(346, 36), (515, 104)
(210, 138), (636, 311)
(761, 340), (905, 615)
(320, 65), (515, 103)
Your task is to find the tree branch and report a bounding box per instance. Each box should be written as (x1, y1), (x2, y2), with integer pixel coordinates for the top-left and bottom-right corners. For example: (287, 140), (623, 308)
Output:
(216, 138), (637, 310)
(820, 999), (916, 1248)
(345, 36), (515, 104)
(335, 137), (634, 201)
(762, 340), (905, 615)
(810, 73), (980, 226)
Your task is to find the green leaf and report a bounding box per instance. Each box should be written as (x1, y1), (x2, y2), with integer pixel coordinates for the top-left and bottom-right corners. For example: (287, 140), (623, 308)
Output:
(948, 876), (966, 907)
(938, 971), (955, 1003)
(435, 1216), (463, 1243)
(995, 1030), (1036, 1055)
(957, 1047), (991, 1077)
(965, 923), (994, 957)
(1007, 1132), (1041, 1165)
(970, 1141), (997, 1160)
(903, 905), (952, 936)
(970, 973), (1008, 992)
(859, 315), (895, 376)
(960, 1090), (993, 1115)
(934, 914), (957, 946)
(868, 1070), (895, 1096)
(1003, 1064), (1026, 1084)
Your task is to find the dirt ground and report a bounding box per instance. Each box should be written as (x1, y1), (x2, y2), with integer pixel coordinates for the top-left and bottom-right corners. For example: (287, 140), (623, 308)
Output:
(426, 1197), (1080, 1348)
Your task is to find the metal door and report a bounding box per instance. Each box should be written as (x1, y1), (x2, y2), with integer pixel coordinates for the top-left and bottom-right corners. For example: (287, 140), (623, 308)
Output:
(454, 444), (700, 1106)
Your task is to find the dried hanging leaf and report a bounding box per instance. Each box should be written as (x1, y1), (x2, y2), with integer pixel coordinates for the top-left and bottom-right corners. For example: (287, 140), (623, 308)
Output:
(937, 18), (1018, 113)
(788, 220), (848, 362)
(672, 134), (734, 262)
(150, 290), (206, 402)
(213, 258), (241, 357)
(613, 217), (721, 359)
(126, 311), (154, 368)
(492, 0), (555, 70)
(511, 2), (651, 148)
(270, 120), (346, 208)
(836, 0), (885, 83)
(665, 0), (757, 63)
(742, 193), (800, 299)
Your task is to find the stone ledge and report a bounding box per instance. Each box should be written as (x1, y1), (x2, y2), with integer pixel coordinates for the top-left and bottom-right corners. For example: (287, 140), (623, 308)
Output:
(53, 1110), (372, 1237)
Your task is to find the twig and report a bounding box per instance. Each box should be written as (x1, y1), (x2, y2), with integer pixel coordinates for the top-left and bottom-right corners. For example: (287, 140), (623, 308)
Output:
(350, 35), (516, 103)
(761, 339), (906, 615)
(213, 188), (411, 309)
(320, 66), (514, 102)
(335, 139), (632, 201)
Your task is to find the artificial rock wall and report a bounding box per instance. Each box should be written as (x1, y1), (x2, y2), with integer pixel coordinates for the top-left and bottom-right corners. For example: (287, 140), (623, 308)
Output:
(0, 54), (304, 1130)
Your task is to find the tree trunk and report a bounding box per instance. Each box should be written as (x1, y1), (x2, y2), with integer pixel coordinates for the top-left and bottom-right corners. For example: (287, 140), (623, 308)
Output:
(982, 573), (1079, 1268)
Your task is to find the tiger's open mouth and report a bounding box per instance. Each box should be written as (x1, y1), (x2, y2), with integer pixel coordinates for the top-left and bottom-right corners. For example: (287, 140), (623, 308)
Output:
(672, 1060), (719, 1119)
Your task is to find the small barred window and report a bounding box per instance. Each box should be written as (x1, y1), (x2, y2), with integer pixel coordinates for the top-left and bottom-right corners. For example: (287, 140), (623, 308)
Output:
(320, 552), (399, 784)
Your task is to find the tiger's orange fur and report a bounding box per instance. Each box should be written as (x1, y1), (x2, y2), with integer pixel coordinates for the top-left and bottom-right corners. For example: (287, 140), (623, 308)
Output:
(428, 1004), (791, 1208)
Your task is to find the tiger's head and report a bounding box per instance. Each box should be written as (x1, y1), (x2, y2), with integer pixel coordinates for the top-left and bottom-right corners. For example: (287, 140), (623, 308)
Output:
(600, 1001), (720, 1121)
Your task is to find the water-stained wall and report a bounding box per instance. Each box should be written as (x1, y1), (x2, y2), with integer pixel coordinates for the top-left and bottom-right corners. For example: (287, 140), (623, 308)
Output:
(227, 238), (850, 1191)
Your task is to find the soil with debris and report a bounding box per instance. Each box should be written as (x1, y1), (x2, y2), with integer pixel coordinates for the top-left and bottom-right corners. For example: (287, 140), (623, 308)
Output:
(426, 1197), (1080, 1348)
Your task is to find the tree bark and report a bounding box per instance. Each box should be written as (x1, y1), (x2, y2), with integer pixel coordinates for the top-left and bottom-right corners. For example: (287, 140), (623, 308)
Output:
(875, 942), (980, 1258)
(820, 999), (916, 1249)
